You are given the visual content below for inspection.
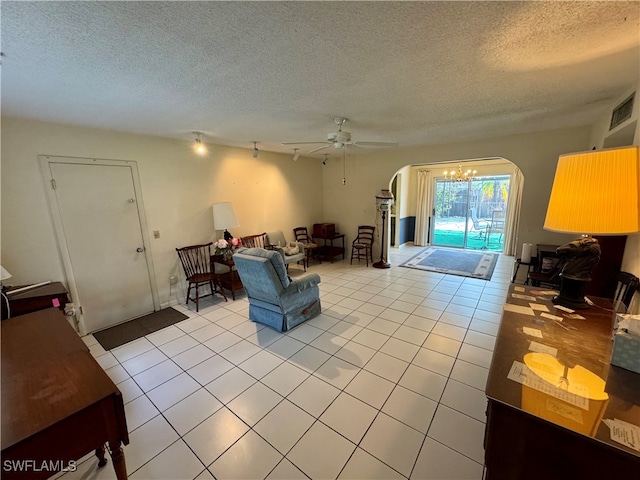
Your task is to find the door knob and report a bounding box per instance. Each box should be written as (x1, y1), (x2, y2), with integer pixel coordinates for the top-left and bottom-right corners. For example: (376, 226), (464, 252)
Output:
(136, 247), (144, 253)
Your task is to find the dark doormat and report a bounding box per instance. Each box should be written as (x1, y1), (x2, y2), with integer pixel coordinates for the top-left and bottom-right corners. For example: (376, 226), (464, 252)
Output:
(93, 307), (188, 351)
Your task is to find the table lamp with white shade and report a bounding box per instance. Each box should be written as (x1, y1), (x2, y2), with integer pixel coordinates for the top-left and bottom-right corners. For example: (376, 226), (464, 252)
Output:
(1, 265), (12, 285)
(1, 266), (12, 319)
(212, 202), (240, 241)
(543, 146), (639, 309)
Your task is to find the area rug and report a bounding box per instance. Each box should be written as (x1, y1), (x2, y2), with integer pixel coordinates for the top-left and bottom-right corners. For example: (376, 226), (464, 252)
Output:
(93, 307), (188, 350)
(400, 247), (498, 280)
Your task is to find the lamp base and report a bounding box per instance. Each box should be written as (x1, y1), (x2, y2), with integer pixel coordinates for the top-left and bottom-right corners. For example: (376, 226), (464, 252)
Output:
(373, 261), (390, 269)
(223, 229), (233, 241)
(552, 276), (590, 310)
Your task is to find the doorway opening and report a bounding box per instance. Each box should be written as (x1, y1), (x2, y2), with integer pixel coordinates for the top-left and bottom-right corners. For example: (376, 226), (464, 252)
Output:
(432, 175), (511, 251)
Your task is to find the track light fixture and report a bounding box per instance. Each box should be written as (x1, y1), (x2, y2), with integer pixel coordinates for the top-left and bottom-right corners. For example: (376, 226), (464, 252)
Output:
(193, 132), (206, 155)
(252, 141), (259, 158)
(322, 154), (329, 166)
(293, 148), (300, 162)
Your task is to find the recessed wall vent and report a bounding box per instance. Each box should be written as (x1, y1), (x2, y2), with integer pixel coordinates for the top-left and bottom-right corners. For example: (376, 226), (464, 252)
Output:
(610, 92), (635, 130)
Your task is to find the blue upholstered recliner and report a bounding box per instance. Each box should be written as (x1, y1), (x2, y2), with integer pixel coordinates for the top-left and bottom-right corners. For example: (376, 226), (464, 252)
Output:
(232, 247), (322, 332)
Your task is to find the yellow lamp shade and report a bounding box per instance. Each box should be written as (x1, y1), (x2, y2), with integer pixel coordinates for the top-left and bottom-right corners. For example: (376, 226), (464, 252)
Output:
(544, 146), (639, 235)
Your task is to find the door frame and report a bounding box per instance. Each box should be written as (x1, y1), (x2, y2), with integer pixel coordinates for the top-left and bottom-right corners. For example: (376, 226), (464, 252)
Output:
(390, 173), (402, 247)
(39, 155), (160, 335)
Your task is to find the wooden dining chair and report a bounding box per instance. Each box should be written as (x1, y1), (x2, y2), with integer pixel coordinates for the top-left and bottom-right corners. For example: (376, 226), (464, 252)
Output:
(350, 225), (375, 267)
(240, 233), (268, 249)
(176, 242), (227, 312)
(293, 227), (313, 244)
(293, 227), (319, 266)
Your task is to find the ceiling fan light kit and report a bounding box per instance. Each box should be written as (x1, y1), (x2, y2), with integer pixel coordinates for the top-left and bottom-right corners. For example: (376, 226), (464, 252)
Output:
(282, 117), (398, 154)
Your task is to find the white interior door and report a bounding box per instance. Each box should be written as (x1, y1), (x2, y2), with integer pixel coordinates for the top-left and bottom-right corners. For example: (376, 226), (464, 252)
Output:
(44, 159), (156, 333)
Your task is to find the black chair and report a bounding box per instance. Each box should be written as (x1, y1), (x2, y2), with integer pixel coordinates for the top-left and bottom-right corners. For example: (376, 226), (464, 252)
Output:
(527, 252), (562, 288)
(176, 243), (227, 312)
(350, 225), (375, 267)
(611, 271), (639, 310)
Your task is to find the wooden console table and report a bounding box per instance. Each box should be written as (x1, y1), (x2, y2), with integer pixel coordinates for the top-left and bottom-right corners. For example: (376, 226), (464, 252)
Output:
(212, 255), (243, 300)
(484, 285), (639, 479)
(312, 232), (345, 263)
(1, 308), (129, 479)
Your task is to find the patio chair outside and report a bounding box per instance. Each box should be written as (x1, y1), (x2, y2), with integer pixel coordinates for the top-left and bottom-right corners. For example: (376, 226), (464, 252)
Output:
(487, 210), (505, 246)
(469, 207), (489, 239)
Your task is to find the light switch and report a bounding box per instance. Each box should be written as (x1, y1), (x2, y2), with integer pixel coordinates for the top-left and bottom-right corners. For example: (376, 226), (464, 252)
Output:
(153, 230), (160, 239)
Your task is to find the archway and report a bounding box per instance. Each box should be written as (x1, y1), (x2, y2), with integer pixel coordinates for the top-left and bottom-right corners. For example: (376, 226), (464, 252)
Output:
(388, 157), (524, 256)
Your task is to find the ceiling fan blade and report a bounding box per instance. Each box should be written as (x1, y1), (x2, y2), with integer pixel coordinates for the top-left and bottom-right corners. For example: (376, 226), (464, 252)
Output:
(353, 141), (399, 147)
(281, 141), (328, 145)
(307, 144), (331, 154)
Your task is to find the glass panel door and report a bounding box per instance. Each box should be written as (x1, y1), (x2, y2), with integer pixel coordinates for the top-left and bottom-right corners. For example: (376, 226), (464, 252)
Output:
(432, 175), (511, 251)
(477, 175), (511, 251)
(432, 179), (470, 248)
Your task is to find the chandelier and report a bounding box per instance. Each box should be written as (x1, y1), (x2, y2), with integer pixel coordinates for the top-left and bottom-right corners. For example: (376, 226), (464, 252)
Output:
(444, 164), (477, 182)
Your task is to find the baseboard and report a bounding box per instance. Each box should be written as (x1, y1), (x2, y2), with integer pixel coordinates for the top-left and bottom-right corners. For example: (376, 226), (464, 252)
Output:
(160, 299), (180, 309)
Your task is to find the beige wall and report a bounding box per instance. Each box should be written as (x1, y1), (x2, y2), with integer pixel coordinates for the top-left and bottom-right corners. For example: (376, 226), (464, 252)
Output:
(3, 115), (635, 310)
(1, 117), (323, 307)
(321, 126), (592, 258)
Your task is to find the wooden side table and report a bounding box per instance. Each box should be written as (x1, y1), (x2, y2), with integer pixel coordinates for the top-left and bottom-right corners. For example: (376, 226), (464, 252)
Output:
(2, 282), (69, 320)
(312, 233), (345, 263)
(211, 256), (243, 300)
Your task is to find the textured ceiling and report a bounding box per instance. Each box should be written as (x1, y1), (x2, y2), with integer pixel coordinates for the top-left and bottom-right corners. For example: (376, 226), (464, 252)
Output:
(2, 1), (639, 157)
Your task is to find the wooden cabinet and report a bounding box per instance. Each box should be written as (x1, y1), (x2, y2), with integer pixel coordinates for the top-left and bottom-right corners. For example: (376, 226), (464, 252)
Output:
(484, 285), (639, 479)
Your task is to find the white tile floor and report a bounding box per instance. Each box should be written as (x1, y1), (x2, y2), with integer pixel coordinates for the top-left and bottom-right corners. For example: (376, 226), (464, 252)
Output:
(62, 246), (513, 480)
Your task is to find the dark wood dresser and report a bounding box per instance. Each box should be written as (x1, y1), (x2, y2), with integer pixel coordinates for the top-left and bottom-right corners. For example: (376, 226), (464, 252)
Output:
(484, 284), (639, 479)
(2, 281), (69, 319)
(1, 308), (129, 479)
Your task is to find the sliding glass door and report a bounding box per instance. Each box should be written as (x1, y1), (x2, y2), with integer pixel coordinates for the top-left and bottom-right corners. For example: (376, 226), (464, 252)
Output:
(432, 175), (510, 251)
(432, 180), (469, 248)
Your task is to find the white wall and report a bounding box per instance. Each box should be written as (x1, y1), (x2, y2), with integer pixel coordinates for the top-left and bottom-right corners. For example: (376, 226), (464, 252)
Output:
(1, 117), (323, 308)
(321, 126), (592, 258)
(589, 82), (640, 279)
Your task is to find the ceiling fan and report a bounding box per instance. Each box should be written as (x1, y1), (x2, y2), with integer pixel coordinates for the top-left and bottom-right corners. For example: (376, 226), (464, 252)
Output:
(282, 117), (399, 154)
